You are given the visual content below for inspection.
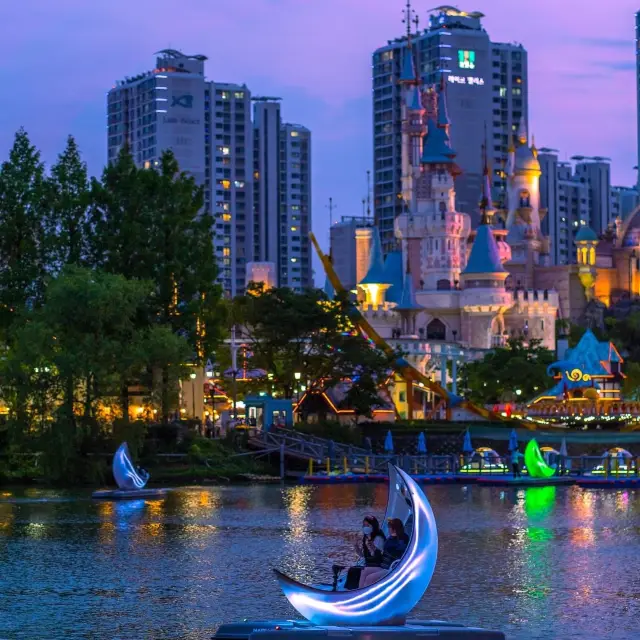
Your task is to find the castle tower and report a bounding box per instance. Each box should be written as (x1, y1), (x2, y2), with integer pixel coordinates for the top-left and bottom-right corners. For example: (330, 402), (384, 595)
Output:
(399, 42), (425, 208)
(358, 227), (392, 307)
(574, 225), (599, 300)
(395, 85), (470, 292)
(395, 262), (422, 337)
(504, 118), (549, 288)
(460, 209), (511, 349)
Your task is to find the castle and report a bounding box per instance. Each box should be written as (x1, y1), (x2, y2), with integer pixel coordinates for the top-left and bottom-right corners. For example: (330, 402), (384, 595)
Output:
(339, 43), (640, 403)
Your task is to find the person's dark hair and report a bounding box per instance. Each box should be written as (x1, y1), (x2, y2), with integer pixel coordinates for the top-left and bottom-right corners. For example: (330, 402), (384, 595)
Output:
(363, 515), (381, 540)
(388, 518), (405, 537)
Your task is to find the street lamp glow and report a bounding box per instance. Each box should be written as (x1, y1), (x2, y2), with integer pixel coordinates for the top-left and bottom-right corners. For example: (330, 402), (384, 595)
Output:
(294, 372), (302, 381)
(190, 372), (197, 380)
(515, 389), (522, 396)
(206, 370), (213, 378)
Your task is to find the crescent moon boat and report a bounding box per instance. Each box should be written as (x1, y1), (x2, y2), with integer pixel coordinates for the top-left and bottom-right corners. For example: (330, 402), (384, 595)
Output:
(214, 464), (505, 640)
(524, 440), (557, 479)
(92, 442), (167, 500)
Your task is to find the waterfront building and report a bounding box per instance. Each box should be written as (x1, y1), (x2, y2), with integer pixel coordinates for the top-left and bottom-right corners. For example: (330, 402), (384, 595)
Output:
(373, 5), (527, 250)
(108, 51), (310, 297)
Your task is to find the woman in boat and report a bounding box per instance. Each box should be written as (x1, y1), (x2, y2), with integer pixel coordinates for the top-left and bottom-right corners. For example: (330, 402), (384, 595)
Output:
(343, 515), (385, 589)
(358, 518), (408, 588)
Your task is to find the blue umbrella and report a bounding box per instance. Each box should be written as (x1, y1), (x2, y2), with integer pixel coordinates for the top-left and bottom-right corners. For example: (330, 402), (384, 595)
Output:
(417, 432), (427, 454)
(559, 438), (568, 457)
(384, 430), (394, 453)
(462, 429), (474, 454)
(508, 428), (519, 452)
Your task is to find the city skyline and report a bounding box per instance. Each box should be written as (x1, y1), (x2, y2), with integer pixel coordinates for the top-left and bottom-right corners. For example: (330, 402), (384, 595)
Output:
(0, 0), (638, 269)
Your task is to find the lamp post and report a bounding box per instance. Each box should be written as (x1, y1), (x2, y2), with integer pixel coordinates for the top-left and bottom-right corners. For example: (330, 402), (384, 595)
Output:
(190, 372), (197, 419)
(294, 371), (301, 403)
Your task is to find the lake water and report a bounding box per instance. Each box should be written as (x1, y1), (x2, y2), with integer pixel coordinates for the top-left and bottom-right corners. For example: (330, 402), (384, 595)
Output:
(0, 483), (639, 640)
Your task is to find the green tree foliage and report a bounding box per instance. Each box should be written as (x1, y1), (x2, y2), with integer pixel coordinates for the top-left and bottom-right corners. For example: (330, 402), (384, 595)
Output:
(0, 129), (46, 339)
(88, 148), (222, 419)
(2, 267), (191, 479)
(44, 135), (91, 270)
(459, 337), (555, 404)
(229, 285), (398, 404)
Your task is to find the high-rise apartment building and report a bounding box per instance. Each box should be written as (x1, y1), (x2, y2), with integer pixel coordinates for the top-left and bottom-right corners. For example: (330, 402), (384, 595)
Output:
(538, 150), (639, 265)
(372, 6), (527, 250)
(108, 51), (310, 297)
(329, 216), (374, 292)
(253, 99), (312, 291)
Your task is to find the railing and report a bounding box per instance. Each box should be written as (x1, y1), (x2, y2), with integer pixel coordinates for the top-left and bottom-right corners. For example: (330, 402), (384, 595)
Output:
(248, 426), (370, 461)
(303, 454), (640, 478)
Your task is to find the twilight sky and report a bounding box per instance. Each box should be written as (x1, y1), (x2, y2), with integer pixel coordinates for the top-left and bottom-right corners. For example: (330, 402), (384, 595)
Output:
(0, 0), (638, 280)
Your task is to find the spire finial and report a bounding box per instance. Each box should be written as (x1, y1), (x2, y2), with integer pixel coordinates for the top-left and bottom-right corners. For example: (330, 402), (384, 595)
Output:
(326, 197), (336, 228)
(479, 123), (494, 226)
(403, 0), (413, 39)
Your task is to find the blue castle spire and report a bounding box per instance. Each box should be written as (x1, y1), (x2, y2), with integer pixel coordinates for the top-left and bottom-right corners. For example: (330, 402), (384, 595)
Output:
(360, 227), (391, 285)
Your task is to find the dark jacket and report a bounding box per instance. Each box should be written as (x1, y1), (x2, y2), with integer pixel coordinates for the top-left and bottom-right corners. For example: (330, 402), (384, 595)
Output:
(381, 535), (407, 569)
(363, 532), (385, 566)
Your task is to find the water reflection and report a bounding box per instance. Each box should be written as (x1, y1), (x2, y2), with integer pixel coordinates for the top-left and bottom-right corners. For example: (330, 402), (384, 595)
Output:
(0, 484), (638, 639)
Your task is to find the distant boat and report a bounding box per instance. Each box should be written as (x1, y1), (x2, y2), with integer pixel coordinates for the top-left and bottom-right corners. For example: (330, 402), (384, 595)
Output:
(92, 442), (167, 500)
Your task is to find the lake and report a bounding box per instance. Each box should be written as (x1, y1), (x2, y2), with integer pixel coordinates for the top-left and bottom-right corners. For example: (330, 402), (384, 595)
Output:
(0, 483), (638, 639)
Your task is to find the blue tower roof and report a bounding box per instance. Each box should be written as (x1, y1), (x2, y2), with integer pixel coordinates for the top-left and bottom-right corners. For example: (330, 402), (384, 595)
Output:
(421, 119), (456, 165)
(360, 227), (391, 285)
(383, 250), (404, 303)
(400, 46), (416, 82)
(575, 226), (598, 242)
(437, 86), (450, 129)
(397, 268), (422, 311)
(463, 224), (506, 275)
(407, 86), (423, 111)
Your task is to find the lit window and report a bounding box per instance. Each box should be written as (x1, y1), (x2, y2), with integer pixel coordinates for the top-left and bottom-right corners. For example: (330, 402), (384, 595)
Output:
(221, 179), (231, 189)
(143, 161), (151, 169)
(290, 226), (298, 231)
(254, 171), (260, 179)
(221, 91), (229, 100)
(234, 91), (244, 99)
(291, 258), (297, 263)
(222, 213), (232, 222)
(223, 248), (231, 256)
(499, 87), (507, 97)
(291, 131), (299, 137)
(234, 180), (245, 189)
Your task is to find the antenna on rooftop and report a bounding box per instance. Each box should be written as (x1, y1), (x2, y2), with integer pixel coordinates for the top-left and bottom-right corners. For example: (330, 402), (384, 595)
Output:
(413, 12), (420, 34)
(326, 197), (336, 228)
(366, 170), (372, 219)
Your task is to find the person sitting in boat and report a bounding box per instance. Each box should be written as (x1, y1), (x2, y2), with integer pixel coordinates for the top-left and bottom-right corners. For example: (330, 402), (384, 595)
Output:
(358, 518), (408, 588)
(342, 515), (385, 590)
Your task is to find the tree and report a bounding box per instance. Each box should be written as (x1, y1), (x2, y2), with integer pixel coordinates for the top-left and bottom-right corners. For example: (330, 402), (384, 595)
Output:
(44, 136), (90, 271)
(0, 129), (46, 341)
(3, 267), (192, 449)
(88, 148), (223, 421)
(459, 337), (555, 404)
(229, 285), (398, 404)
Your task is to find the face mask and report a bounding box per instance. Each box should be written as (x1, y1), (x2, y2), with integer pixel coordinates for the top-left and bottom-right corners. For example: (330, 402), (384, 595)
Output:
(362, 526), (372, 535)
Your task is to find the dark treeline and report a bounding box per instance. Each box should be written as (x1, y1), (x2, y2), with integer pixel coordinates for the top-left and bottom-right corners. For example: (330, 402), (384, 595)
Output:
(0, 129), (223, 481)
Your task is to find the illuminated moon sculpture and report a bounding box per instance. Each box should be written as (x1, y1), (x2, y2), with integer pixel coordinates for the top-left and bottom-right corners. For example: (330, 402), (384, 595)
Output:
(274, 466), (438, 626)
(524, 439), (557, 479)
(112, 442), (149, 490)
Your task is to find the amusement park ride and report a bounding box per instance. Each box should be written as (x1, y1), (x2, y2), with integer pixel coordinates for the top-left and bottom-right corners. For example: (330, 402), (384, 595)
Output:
(214, 465), (505, 639)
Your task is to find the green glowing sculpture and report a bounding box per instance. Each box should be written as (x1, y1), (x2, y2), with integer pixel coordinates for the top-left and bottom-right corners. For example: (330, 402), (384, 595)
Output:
(524, 439), (557, 479)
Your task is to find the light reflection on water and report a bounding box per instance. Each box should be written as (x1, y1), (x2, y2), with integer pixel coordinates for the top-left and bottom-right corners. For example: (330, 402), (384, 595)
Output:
(0, 484), (638, 639)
